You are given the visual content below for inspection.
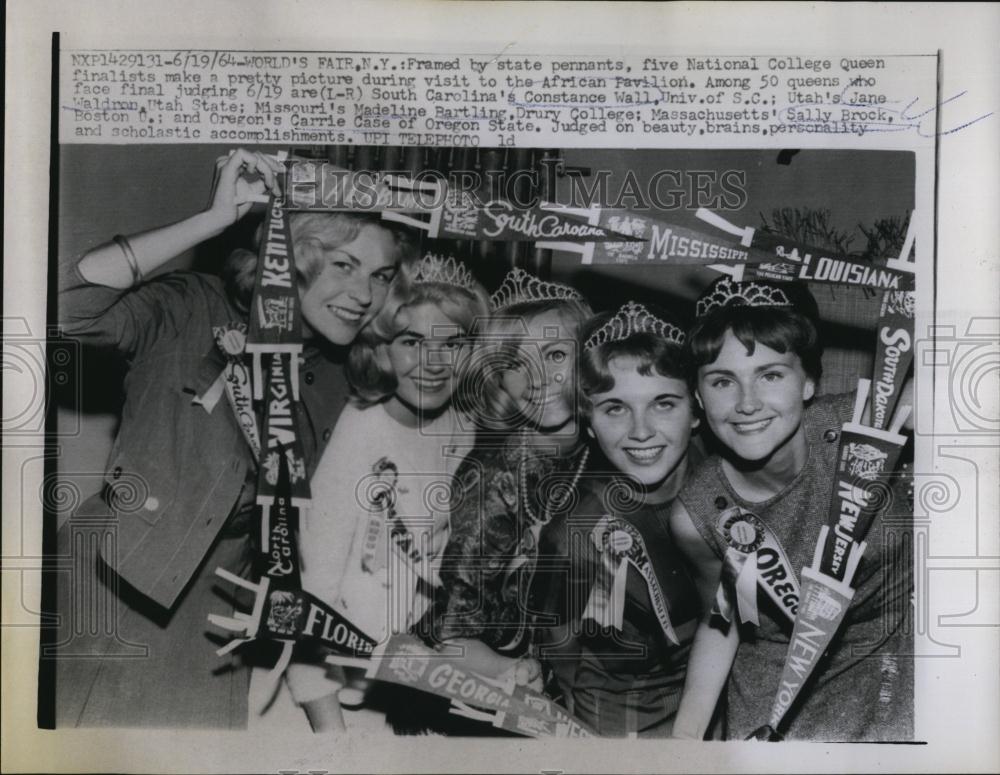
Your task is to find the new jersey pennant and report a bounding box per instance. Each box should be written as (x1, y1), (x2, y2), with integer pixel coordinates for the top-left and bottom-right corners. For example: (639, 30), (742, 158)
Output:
(764, 379), (910, 737)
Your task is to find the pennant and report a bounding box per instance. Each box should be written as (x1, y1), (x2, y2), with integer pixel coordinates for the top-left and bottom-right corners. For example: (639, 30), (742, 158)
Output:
(367, 634), (595, 737)
(696, 208), (917, 291)
(714, 509), (800, 626)
(256, 353), (310, 507)
(209, 569), (378, 658)
(245, 192), (304, 399)
(572, 209), (770, 266)
(870, 291), (915, 430)
(210, 323), (262, 459)
(763, 379), (911, 736)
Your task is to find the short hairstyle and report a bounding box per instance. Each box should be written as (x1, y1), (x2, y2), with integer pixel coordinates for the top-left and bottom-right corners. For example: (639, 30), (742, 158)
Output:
(222, 211), (417, 312)
(577, 308), (693, 415)
(462, 296), (593, 431)
(688, 281), (823, 383)
(347, 271), (491, 406)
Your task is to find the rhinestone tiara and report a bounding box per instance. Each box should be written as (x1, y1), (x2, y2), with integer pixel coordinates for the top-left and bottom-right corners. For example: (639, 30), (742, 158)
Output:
(489, 267), (584, 312)
(584, 301), (686, 351)
(695, 278), (793, 318)
(412, 252), (478, 291)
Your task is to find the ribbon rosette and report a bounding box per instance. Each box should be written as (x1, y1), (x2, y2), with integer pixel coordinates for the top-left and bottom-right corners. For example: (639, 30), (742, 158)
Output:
(582, 515), (679, 646)
(713, 508), (800, 627)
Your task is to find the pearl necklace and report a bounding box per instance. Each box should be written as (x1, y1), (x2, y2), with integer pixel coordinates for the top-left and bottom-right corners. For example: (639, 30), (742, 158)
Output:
(518, 431), (590, 526)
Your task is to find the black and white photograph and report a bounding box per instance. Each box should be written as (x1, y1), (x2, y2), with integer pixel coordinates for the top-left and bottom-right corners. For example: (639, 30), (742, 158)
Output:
(3, 2), (998, 774)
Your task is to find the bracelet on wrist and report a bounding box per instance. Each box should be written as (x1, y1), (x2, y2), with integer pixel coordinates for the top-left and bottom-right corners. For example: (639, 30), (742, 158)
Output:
(113, 235), (143, 285)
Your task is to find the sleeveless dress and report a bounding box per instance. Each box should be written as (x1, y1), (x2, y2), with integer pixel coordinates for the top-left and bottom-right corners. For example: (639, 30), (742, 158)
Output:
(678, 393), (913, 741)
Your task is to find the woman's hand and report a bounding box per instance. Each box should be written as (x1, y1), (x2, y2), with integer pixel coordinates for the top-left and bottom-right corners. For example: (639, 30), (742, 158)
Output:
(510, 655), (545, 693)
(77, 149), (285, 290)
(205, 148), (285, 232)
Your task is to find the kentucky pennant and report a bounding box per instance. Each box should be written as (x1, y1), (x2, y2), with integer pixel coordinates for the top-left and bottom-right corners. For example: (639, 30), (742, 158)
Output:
(245, 191), (303, 400)
(762, 379), (911, 737)
(583, 516), (679, 646)
(695, 208), (916, 291)
(713, 508), (800, 626)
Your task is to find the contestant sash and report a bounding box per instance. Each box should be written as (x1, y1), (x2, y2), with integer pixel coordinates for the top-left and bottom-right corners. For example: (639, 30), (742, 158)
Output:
(582, 515), (679, 646)
(763, 379), (910, 737)
(713, 509), (800, 627)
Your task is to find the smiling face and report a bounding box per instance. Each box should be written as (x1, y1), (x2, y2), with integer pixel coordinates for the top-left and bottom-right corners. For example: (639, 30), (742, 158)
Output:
(588, 356), (698, 494)
(500, 309), (577, 432)
(384, 302), (466, 417)
(697, 330), (815, 468)
(299, 224), (400, 345)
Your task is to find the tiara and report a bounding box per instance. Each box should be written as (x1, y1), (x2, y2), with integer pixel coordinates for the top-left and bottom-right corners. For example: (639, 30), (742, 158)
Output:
(695, 279), (793, 318)
(584, 301), (686, 351)
(412, 252), (477, 291)
(489, 267), (584, 312)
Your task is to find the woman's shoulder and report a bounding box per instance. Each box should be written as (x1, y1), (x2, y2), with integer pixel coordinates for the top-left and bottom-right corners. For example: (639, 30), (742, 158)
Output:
(805, 390), (857, 440)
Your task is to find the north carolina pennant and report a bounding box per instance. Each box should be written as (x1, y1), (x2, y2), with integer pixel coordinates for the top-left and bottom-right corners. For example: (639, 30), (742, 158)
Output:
(870, 290), (915, 430)
(695, 208), (916, 292)
(582, 515), (680, 646)
(760, 379), (911, 739)
(713, 508), (800, 627)
(255, 443), (301, 590)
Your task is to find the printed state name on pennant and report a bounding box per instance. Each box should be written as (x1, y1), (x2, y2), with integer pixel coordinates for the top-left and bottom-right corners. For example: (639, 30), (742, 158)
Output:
(366, 634), (596, 738)
(256, 352), (311, 507)
(870, 290), (915, 430)
(764, 379), (911, 737)
(581, 209), (772, 266)
(695, 207), (917, 291)
(245, 191), (304, 400)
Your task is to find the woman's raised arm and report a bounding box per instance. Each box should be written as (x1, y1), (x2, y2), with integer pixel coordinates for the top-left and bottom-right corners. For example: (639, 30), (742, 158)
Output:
(78, 149), (283, 289)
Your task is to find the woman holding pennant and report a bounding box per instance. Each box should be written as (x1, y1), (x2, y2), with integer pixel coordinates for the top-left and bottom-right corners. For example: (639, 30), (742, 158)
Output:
(533, 302), (704, 737)
(53, 148), (415, 728)
(285, 252), (489, 733)
(669, 277), (914, 742)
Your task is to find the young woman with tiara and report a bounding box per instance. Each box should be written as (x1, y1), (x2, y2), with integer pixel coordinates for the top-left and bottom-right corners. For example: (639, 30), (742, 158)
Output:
(53, 149), (414, 728)
(533, 301), (704, 737)
(424, 268), (594, 699)
(284, 252), (489, 732)
(670, 277), (914, 742)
